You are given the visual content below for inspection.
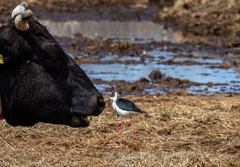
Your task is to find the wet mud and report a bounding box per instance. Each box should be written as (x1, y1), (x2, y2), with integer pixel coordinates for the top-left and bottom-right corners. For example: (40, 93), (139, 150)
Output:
(54, 34), (240, 95)
(158, 0), (240, 36)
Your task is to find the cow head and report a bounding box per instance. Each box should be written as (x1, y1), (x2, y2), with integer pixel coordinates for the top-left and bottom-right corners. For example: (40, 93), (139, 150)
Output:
(0, 2), (105, 127)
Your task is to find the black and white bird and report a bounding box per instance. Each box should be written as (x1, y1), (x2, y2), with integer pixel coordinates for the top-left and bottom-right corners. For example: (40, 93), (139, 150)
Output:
(101, 92), (148, 151)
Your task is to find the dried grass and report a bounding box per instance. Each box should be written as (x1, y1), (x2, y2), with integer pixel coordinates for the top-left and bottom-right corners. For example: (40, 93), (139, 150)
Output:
(0, 94), (240, 166)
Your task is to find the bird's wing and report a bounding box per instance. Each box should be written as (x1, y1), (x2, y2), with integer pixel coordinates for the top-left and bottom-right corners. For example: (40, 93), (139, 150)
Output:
(116, 98), (146, 113)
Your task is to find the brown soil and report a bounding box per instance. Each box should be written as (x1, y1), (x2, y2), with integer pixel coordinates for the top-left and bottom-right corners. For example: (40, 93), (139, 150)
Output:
(1, 94), (240, 166)
(158, 0), (240, 35)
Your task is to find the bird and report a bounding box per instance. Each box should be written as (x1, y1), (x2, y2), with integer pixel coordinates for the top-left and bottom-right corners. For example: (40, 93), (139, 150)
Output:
(101, 92), (148, 151)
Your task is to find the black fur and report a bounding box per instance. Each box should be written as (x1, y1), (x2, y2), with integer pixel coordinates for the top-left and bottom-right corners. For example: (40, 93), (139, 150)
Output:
(0, 17), (105, 127)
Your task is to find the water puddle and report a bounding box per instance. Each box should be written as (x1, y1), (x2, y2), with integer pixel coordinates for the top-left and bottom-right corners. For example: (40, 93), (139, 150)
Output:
(80, 49), (240, 95)
(40, 20), (178, 43)
(40, 20), (240, 45)
(81, 51), (236, 83)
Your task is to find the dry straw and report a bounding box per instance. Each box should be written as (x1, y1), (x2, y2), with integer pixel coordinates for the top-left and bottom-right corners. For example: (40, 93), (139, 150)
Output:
(0, 94), (240, 166)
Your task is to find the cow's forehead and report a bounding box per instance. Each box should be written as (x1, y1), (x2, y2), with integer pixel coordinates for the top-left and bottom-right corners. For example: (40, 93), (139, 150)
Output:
(0, 22), (16, 39)
(0, 17), (21, 36)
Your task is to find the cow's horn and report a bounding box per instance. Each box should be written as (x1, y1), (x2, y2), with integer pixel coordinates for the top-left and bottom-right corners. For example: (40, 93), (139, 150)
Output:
(15, 10), (33, 31)
(12, 2), (28, 18)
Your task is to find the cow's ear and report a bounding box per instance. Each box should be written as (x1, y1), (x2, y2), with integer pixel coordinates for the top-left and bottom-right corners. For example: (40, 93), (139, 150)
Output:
(40, 41), (66, 65)
(18, 30), (65, 71)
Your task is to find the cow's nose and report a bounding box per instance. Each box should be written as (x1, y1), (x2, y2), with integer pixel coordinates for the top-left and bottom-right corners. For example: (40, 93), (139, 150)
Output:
(89, 94), (105, 115)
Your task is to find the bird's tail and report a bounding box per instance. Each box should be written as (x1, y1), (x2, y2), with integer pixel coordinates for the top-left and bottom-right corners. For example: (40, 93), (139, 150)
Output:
(141, 110), (149, 114)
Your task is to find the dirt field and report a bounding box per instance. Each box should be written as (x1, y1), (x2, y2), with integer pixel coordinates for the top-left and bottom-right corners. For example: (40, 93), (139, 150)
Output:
(0, 94), (240, 166)
(158, 0), (240, 35)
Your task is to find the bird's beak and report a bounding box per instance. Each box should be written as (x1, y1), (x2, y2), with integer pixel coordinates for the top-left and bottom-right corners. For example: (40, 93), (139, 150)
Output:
(106, 99), (111, 103)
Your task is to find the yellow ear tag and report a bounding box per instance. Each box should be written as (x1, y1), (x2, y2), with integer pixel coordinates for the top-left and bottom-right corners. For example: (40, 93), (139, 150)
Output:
(0, 54), (4, 64)
(0, 54), (3, 64)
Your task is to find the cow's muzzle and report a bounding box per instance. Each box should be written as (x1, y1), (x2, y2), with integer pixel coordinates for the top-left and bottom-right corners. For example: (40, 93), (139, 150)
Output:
(88, 94), (105, 116)
(70, 94), (105, 127)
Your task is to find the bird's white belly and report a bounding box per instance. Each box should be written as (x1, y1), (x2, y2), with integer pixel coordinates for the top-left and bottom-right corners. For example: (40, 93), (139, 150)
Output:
(112, 102), (139, 118)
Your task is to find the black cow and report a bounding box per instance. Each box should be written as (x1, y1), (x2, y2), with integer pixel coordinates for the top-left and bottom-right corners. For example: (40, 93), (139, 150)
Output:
(0, 2), (105, 127)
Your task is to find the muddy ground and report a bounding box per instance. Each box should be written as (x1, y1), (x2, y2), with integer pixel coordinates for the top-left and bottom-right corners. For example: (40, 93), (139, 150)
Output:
(56, 35), (240, 95)
(158, 0), (240, 36)
(1, 0), (240, 166)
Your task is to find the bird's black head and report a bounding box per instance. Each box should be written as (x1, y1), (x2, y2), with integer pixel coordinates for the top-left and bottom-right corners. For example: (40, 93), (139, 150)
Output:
(110, 92), (115, 98)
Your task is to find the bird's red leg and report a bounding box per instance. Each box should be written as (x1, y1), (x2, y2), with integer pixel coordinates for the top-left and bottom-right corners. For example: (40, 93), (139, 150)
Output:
(101, 117), (123, 146)
(130, 116), (134, 152)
